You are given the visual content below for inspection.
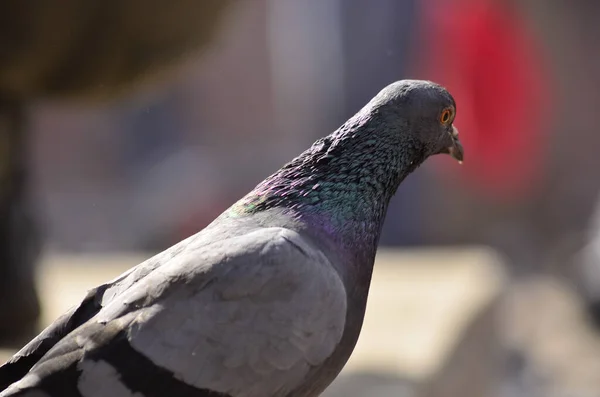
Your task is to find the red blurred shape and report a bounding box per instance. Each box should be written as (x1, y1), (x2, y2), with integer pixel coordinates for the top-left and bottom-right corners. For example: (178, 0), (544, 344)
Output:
(419, 0), (552, 201)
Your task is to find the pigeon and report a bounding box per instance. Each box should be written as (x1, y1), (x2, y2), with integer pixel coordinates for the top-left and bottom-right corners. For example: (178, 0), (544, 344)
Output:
(0, 79), (463, 397)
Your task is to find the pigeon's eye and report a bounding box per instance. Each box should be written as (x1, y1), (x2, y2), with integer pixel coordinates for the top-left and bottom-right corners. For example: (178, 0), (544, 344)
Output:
(440, 108), (453, 124)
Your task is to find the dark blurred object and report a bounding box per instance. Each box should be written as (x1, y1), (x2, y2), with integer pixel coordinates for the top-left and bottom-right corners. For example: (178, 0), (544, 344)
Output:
(574, 202), (600, 328)
(0, 0), (231, 346)
(0, 0), (230, 99)
(0, 99), (40, 347)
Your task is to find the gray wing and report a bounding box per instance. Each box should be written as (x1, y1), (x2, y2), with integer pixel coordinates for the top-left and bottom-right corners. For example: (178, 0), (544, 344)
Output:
(0, 284), (106, 390)
(2, 227), (347, 397)
(0, 232), (195, 391)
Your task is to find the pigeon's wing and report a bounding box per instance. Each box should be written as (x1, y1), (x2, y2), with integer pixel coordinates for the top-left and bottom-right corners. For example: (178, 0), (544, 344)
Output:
(0, 234), (191, 390)
(0, 284), (107, 390)
(1, 227), (347, 397)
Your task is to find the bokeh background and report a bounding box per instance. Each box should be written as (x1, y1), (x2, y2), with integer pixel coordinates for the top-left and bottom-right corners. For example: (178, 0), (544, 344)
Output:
(2, 0), (600, 396)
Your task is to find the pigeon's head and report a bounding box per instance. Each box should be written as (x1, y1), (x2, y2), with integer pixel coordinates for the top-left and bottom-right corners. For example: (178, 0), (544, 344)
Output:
(370, 79), (464, 163)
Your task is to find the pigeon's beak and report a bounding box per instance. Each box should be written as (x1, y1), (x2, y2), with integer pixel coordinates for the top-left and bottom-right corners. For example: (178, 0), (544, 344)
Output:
(447, 125), (464, 164)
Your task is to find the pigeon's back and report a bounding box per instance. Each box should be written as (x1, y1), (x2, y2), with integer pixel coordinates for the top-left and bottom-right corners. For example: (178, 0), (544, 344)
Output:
(0, 221), (348, 397)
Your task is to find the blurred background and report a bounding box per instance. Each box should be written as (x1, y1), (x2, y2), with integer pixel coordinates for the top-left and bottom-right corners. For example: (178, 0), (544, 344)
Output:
(1, 0), (600, 396)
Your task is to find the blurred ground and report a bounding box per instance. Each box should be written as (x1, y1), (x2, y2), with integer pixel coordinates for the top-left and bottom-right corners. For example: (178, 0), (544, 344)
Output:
(502, 277), (600, 397)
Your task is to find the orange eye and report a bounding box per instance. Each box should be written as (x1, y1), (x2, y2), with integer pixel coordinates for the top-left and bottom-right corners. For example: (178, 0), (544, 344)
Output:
(440, 108), (453, 124)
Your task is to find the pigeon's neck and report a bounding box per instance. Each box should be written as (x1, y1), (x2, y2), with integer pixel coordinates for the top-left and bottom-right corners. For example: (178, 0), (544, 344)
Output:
(231, 110), (426, 256)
